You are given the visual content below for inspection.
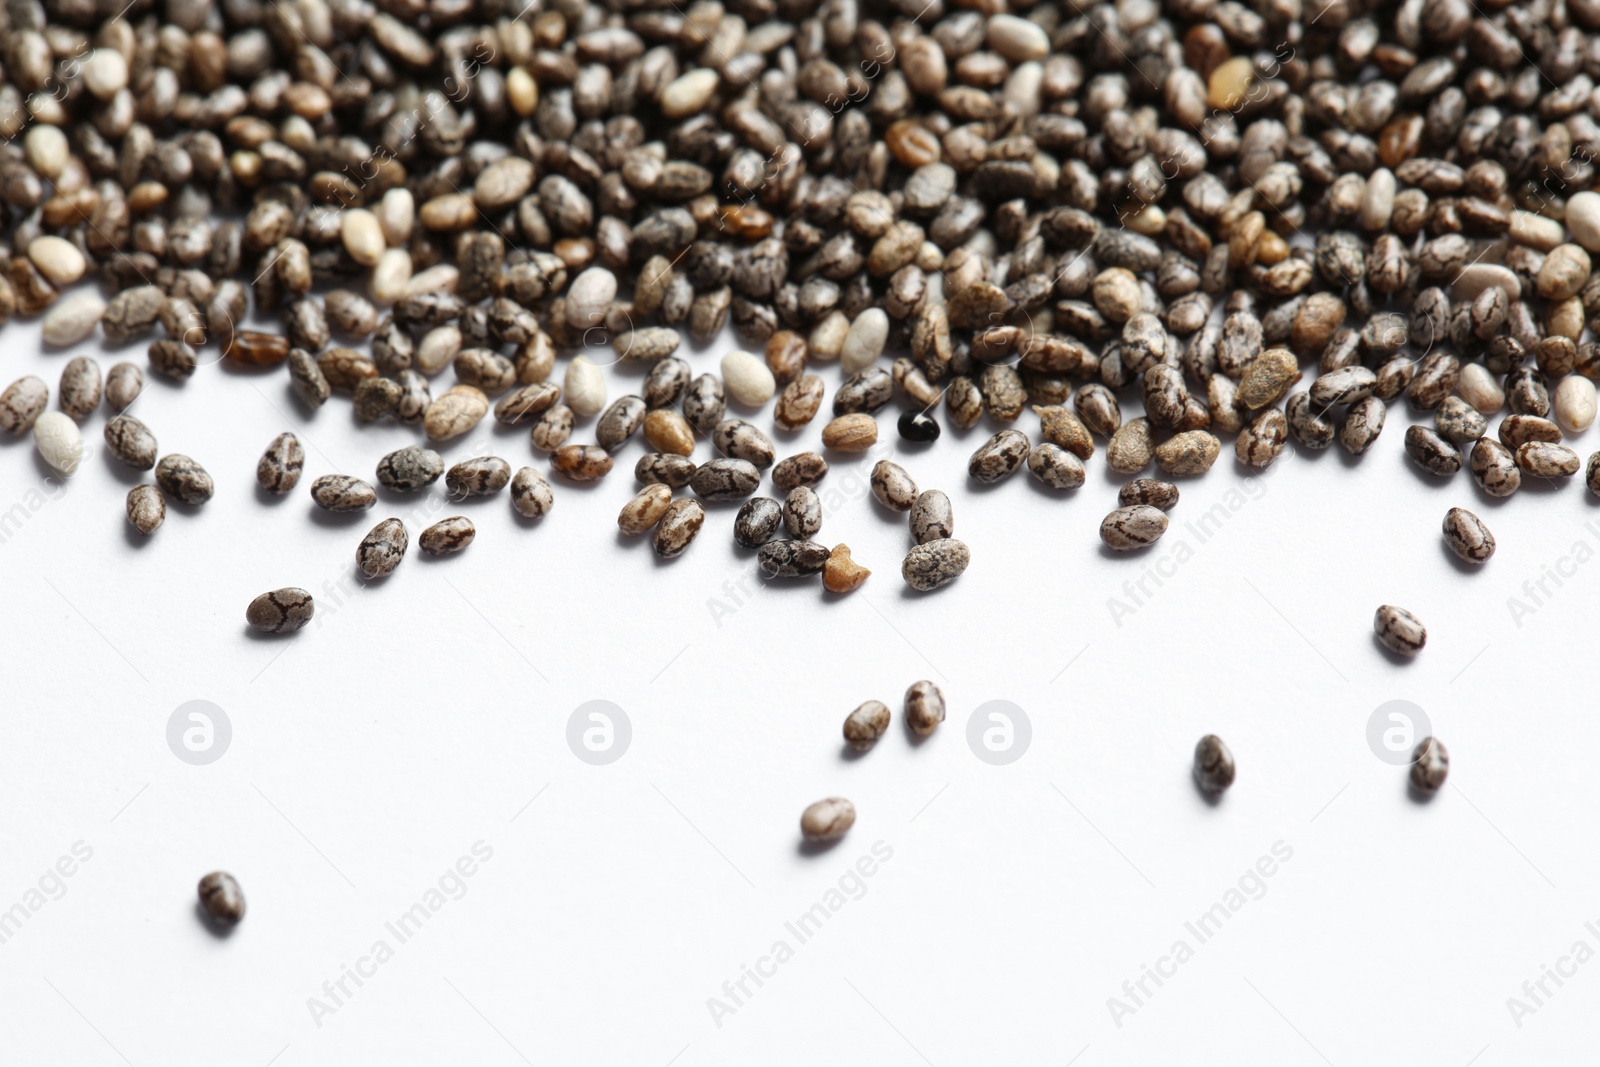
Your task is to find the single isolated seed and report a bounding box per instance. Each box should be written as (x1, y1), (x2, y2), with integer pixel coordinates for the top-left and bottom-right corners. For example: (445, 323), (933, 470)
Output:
(156, 455), (214, 505)
(197, 872), (246, 924)
(902, 538), (969, 591)
(800, 797), (855, 841)
(377, 446), (444, 492)
(1100, 505), (1169, 550)
(904, 680), (945, 736)
(245, 588), (314, 633)
(1410, 737), (1449, 792)
(310, 474), (377, 512)
(126, 485), (165, 535)
(356, 518), (409, 579)
(510, 468), (555, 519)
(1442, 506), (1495, 564)
(871, 460), (918, 512)
(419, 517), (476, 555)
(256, 433), (304, 493)
(843, 700), (892, 751)
(1193, 735), (1235, 795)
(1374, 605), (1427, 656)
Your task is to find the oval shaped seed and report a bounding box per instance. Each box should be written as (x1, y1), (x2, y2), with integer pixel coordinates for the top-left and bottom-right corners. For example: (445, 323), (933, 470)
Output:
(714, 419), (776, 468)
(1410, 737), (1448, 792)
(510, 467), (554, 518)
(904, 680), (945, 735)
(1236, 408), (1288, 468)
(653, 498), (706, 558)
(721, 350), (777, 406)
(255, 432), (303, 493)
(643, 409), (695, 455)
(1193, 735), (1235, 794)
(104, 363), (142, 411)
(902, 537), (970, 591)
(377, 445), (444, 492)
(910, 490), (953, 544)
(423, 384), (489, 442)
(690, 457), (760, 501)
(1469, 439), (1521, 497)
(156, 454), (213, 505)
(340, 207), (385, 266)
(197, 872), (246, 924)
(1498, 415), (1561, 450)
(871, 460), (918, 511)
(618, 484), (674, 535)
(1554, 376), (1598, 435)
(1442, 506), (1495, 563)
(1309, 366), (1377, 407)
(758, 538), (830, 577)
(311, 474), (377, 511)
(636, 453), (697, 489)
(42, 291), (105, 345)
(800, 797), (855, 841)
(531, 404), (575, 452)
(28, 235), (86, 285)
(563, 355), (606, 417)
(1458, 363), (1504, 414)
(494, 382), (561, 426)
(446, 457), (512, 497)
(551, 444), (614, 482)
(1433, 396), (1487, 445)
(356, 518), (409, 578)
(126, 484), (165, 535)
(734, 497), (782, 548)
(1119, 478), (1179, 510)
(103, 414), (157, 470)
(841, 308), (889, 375)
(1027, 442), (1085, 489)
(419, 516), (475, 555)
(1100, 504), (1169, 550)
(565, 267), (617, 331)
(843, 700), (891, 751)
(782, 486), (822, 539)
(821, 413), (879, 452)
(1516, 442), (1580, 477)
(34, 411), (83, 474)
(772, 452), (828, 492)
(1404, 425), (1461, 476)
(968, 429), (1031, 483)
(775, 374), (824, 429)
(1, 376), (48, 433)
(246, 588), (314, 633)
(683, 374), (725, 432)
(1374, 604), (1426, 655)
(52, 357), (96, 422)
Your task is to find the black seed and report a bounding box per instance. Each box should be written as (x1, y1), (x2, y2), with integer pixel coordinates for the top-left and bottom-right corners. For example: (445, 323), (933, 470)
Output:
(897, 410), (941, 442)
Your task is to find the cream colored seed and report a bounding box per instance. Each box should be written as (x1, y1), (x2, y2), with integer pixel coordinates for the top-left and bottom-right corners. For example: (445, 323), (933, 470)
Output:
(800, 798), (855, 841)
(378, 187), (415, 245)
(370, 247), (412, 304)
(564, 355), (606, 417)
(340, 208), (385, 266)
(721, 351), (777, 406)
(1554, 376), (1598, 434)
(28, 235), (86, 285)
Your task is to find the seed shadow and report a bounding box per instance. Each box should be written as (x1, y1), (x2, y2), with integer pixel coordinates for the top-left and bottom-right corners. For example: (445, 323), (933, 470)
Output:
(1096, 543), (1148, 560)
(1021, 472), (1078, 499)
(1514, 474), (1576, 495)
(838, 742), (872, 761)
(32, 451), (72, 480)
(796, 837), (846, 857)
(547, 473), (608, 491)
(896, 579), (959, 599)
(903, 720), (935, 747)
(103, 456), (148, 485)
(964, 475), (1018, 494)
(255, 483), (293, 505)
(1400, 456), (1461, 487)
(613, 529), (647, 549)
(1370, 633), (1418, 665)
(306, 506), (372, 527)
(1406, 780), (1441, 805)
(241, 624), (294, 641)
(194, 902), (240, 938)
(121, 521), (155, 548)
(1438, 540), (1489, 575)
(1336, 447), (1370, 469)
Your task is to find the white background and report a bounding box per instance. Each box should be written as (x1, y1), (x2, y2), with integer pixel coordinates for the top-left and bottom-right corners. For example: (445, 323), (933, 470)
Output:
(1, 304), (1597, 1066)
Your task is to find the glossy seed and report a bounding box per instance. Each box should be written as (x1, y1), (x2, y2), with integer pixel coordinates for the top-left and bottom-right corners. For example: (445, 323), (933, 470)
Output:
(246, 588), (315, 633)
(1442, 506), (1495, 563)
(1193, 735), (1235, 794)
(419, 516), (475, 555)
(1409, 737), (1449, 792)
(843, 700), (891, 751)
(356, 518), (409, 579)
(1100, 505), (1169, 550)
(197, 872), (246, 924)
(310, 474), (377, 512)
(1374, 605), (1427, 655)
(800, 797), (855, 840)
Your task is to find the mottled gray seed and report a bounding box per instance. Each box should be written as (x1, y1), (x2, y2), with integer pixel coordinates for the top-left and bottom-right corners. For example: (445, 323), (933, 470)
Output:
(1515, 442), (1580, 477)
(1100, 505), (1169, 550)
(1, 376), (48, 433)
(901, 537), (970, 591)
(690, 458), (761, 501)
(843, 700), (891, 751)
(871, 460), (918, 512)
(735, 497), (783, 548)
(1442, 506), (1495, 563)
(904, 680), (945, 736)
(1410, 737), (1448, 791)
(1374, 605), (1426, 655)
(419, 516), (476, 555)
(510, 468), (555, 519)
(1404, 425), (1462, 476)
(969, 429), (1031, 483)
(155, 454), (214, 505)
(1193, 735), (1235, 794)
(1027, 443), (1086, 489)
(310, 474), (377, 512)
(1470, 439), (1521, 497)
(104, 415), (158, 470)
(446, 457), (512, 497)
(246, 588), (314, 633)
(714, 419), (776, 468)
(783, 486), (823, 538)
(126, 484), (165, 535)
(758, 538), (830, 577)
(255, 433), (303, 492)
(636, 453), (698, 489)
(59, 357), (102, 420)
(910, 490), (953, 544)
(356, 518), (409, 579)
(197, 872), (246, 924)
(1119, 479), (1179, 510)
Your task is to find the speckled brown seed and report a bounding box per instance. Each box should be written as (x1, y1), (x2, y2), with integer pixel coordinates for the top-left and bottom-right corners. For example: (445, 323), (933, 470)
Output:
(843, 700), (891, 751)
(653, 498), (706, 558)
(1339, 397), (1386, 455)
(310, 474), (377, 511)
(1193, 735), (1235, 794)
(1119, 479), (1179, 510)
(690, 458), (761, 501)
(636, 453), (697, 489)
(871, 460), (918, 511)
(255, 432), (303, 492)
(1410, 737), (1449, 791)
(1471, 439), (1522, 497)
(155, 454), (214, 505)
(1100, 505), (1169, 550)
(420, 516), (475, 555)
(126, 484), (164, 534)
(356, 518), (409, 579)
(1, 376), (48, 433)
(1374, 605), (1426, 655)
(1515, 442), (1580, 477)
(910, 490), (953, 544)
(904, 680), (945, 736)
(1154, 431), (1221, 476)
(446, 457), (512, 497)
(821, 413), (878, 451)
(1235, 409), (1288, 468)
(510, 468), (555, 518)
(245, 588), (315, 633)
(104, 415), (157, 470)
(377, 446), (444, 492)
(783, 486), (823, 538)
(551, 445), (614, 482)
(969, 429), (1031, 483)
(197, 872), (246, 924)
(758, 539), (831, 577)
(800, 797), (855, 840)
(1027, 443), (1086, 489)
(58, 356), (101, 419)
(902, 537), (970, 591)
(775, 375), (825, 430)
(1443, 507), (1495, 563)
(423, 384), (489, 442)
(714, 419), (776, 468)
(734, 497), (782, 547)
(1107, 418), (1153, 473)
(1404, 425), (1461, 476)
(619, 484), (674, 535)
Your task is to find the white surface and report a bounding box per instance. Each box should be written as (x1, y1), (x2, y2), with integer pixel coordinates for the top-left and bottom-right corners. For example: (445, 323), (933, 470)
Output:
(1, 309), (1597, 1066)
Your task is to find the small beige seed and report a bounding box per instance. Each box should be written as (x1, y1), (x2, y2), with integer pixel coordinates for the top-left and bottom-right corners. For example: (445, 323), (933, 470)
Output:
(821, 413), (878, 452)
(799, 797), (855, 841)
(340, 207), (386, 266)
